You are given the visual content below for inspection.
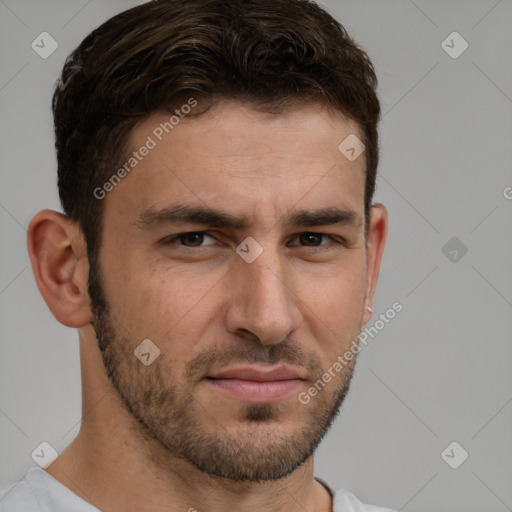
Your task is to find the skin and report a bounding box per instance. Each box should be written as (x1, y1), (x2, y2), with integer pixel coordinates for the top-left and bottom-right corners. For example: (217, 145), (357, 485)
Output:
(27, 101), (387, 512)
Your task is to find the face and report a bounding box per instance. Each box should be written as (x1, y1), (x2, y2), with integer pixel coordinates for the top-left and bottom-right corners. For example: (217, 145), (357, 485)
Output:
(89, 102), (375, 481)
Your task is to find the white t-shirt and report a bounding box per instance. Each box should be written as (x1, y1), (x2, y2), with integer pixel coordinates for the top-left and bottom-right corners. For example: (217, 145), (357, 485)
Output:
(0, 468), (397, 512)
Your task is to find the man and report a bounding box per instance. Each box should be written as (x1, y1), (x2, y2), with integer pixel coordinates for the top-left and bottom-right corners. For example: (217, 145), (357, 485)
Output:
(1, 0), (394, 510)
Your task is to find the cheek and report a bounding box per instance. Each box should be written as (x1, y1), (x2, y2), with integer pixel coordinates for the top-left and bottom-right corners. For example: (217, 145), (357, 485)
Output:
(300, 265), (367, 368)
(112, 265), (221, 345)
(307, 262), (367, 320)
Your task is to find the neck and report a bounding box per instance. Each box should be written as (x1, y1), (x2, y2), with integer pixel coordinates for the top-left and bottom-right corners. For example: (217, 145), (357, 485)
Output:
(45, 434), (331, 512)
(44, 330), (332, 512)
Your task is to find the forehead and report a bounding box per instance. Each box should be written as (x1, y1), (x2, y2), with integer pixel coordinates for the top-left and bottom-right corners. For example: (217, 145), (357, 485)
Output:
(103, 102), (367, 228)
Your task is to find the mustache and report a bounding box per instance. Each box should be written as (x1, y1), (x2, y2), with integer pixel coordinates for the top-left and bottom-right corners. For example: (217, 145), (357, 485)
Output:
(184, 339), (323, 382)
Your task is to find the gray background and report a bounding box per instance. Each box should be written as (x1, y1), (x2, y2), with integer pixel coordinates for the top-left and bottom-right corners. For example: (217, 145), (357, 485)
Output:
(1, 0), (511, 510)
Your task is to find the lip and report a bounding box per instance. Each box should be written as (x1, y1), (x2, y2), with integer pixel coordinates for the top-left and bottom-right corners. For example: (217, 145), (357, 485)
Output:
(207, 364), (306, 381)
(205, 365), (306, 404)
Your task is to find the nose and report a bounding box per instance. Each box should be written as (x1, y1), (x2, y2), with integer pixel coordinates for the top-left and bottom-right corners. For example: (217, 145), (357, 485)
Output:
(224, 246), (301, 346)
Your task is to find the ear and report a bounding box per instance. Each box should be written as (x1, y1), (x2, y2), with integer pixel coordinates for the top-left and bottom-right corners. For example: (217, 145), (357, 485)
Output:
(362, 203), (388, 324)
(27, 210), (92, 328)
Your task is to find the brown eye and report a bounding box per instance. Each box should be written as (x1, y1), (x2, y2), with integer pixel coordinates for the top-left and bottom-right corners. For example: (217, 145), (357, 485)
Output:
(179, 233), (205, 246)
(298, 233), (329, 246)
(163, 232), (217, 247)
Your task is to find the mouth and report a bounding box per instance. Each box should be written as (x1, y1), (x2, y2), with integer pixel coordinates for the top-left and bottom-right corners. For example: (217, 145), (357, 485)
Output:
(204, 364), (306, 404)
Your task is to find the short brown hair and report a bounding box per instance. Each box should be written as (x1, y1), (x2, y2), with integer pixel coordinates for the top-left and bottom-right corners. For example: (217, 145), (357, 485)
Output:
(52, 0), (380, 265)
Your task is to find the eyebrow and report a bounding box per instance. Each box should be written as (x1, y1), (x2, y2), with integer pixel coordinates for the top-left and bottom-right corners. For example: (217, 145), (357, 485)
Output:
(287, 207), (359, 228)
(134, 203), (360, 231)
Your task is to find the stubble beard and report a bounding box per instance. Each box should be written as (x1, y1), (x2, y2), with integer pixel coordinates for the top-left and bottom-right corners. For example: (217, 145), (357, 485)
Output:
(88, 258), (358, 482)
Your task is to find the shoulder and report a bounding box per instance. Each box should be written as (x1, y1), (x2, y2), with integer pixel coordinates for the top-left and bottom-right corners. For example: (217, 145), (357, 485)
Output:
(0, 472), (41, 511)
(1, 467), (99, 512)
(333, 488), (398, 512)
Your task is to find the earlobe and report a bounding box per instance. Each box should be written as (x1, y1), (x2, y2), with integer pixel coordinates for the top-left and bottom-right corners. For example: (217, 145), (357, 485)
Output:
(27, 210), (92, 328)
(363, 203), (388, 324)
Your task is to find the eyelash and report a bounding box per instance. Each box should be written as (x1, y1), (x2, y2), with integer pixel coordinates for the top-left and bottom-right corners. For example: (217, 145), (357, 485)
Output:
(162, 231), (342, 249)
